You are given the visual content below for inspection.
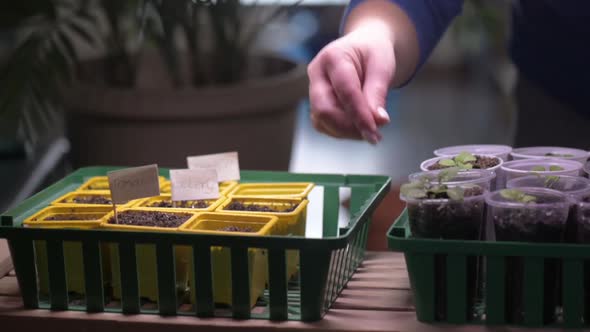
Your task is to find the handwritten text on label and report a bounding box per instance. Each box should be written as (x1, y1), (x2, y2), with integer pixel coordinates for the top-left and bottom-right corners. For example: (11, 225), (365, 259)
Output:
(187, 151), (240, 181)
(107, 164), (160, 204)
(170, 168), (219, 201)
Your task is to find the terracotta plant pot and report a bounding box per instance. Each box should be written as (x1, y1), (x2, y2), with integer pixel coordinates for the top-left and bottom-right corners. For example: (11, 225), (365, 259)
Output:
(65, 52), (308, 170)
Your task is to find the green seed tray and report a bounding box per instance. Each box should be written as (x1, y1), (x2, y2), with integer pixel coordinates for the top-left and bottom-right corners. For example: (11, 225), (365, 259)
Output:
(0, 166), (390, 321)
(388, 208), (590, 328)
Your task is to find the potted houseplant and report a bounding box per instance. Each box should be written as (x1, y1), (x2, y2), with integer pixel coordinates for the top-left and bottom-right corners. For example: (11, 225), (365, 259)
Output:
(0, 0), (305, 170)
(400, 168), (490, 321)
(485, 187), (570, 324)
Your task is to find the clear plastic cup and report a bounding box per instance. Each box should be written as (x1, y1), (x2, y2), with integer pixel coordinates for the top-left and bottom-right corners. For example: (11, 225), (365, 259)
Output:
(510, 146), (589, 164)
(401, 170), (489, 240)
(576, 201), (590, 243)
(500, 158), (584, 187)
(401, 171), (488, 320)
(420, 155), (503, 190)
(506, 175), (590, 244)
(420, 154), (503, 173)
(434, 144), (512, 161)
(506, 175), (590, 201)
(486, 187), (569, 324)
(409, 169), (496, 192)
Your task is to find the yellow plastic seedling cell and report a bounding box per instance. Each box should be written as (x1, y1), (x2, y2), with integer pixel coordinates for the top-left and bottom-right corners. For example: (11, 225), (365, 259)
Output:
(179, 212), (278, 308)
(216, 197), (309, 279)
(23, 206), (113, 295)
(219, 181), (238, 196)
(99, 207), (199, 302)
(228, 182), (315, 199)
(217, 196), (308, 236)
(160, 181), (238, 196)
(133, 194), (225, 211)
(77, 176), (169, 192)
(51, 191), (139, 208)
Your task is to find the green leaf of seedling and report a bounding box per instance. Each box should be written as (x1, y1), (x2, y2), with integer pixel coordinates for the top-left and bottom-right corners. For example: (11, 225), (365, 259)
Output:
(456, 162), (473, 170)
(544, 175), (560, 188)
(438, 167), (460, 183)
(531, 166), (546, 172)
(500, 189), (537, 203)
(400, 181), (422, 195)
(545, 152), (574, 158)
(455, 151), (476, 163)
(446, 187), (465, 201)
(500, 189), (521, 200)
(521, 195), (537, 203)
(439, 159), (457, 167)
(549, 165), (564, 171)
(405, 188), (427, 199)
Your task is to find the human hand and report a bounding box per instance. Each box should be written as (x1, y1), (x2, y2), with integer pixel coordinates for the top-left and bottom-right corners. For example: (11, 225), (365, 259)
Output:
(307, 22), (395, 144)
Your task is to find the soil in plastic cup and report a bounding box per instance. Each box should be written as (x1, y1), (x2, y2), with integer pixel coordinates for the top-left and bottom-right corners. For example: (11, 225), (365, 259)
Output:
(486, 187), (569, 324)
(500, 158), (583, 188)
(401, 172), (489, 321)
(510, 146), (589, 165)
(434, 144), (512, 161)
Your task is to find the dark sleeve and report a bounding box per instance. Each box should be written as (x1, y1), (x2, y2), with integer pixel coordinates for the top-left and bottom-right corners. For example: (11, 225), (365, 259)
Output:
(341, 0), (463, 70)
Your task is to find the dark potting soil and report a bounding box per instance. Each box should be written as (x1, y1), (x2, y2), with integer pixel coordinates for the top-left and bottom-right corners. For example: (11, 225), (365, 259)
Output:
(107, 210), (191, 227)
(423, 186), (484, 200)
(407, 196), (485, 321)
(219, 226), (255, 232)
(149, 200), (210, 209)
(44, 214), (105, 221)
(493, 208), (566, 324)
(576, 200), (590, 322)
(545, 152), (574, 158)
(71, 196), (112, 205)
(408, 197), (485, 240)
(226, 201), (298, 213)
(428, 155), (500, 170)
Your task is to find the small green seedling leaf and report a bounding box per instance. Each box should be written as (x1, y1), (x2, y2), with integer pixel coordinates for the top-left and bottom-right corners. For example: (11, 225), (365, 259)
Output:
(405, 188), (427, 199)
(549, 165), (564, 171)
(401, 167), (472, 201)
(456, 161), (473, 170)
(544, 175), (560, 188)
(439, 159), (457, 167)
(401, 181), (423, 195)
(545, 152), (574, 158)
(521, 195), (537, 203)
(456, 151), (476, 163)
(438, 167), (460, 183)
(446, 187), (465, 201)
(531, 166), (546, 172)
(500, 189), (537, 203)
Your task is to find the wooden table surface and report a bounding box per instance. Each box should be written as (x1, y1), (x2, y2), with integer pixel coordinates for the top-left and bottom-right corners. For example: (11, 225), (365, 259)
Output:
(0, 242), (569, 331)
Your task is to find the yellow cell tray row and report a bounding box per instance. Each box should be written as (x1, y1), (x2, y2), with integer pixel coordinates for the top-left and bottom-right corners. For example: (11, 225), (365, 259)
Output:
(76, 176), (314, 199)
(23, 195), (308, 307)
(77, 176), (170, 192)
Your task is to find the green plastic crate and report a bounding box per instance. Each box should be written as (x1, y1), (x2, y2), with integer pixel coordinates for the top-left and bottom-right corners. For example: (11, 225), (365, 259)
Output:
(388, 208), (590, 328)
(0, 166), (390, 321)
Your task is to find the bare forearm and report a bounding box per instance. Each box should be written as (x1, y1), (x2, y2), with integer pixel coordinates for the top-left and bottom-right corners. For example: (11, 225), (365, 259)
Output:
(343, 0), (419, 87)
